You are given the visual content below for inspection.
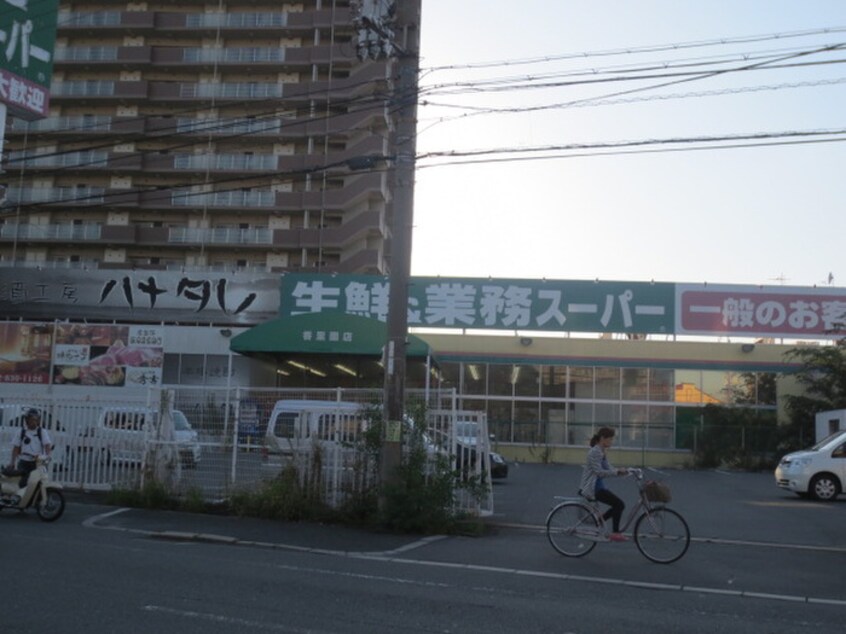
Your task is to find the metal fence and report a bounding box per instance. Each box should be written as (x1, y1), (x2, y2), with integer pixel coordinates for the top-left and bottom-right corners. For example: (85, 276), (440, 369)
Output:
(0, 386), (495, 517)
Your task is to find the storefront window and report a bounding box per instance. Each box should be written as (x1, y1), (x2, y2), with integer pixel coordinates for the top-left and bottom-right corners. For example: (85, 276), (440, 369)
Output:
(649, 368), (674, 402)
(541, 402), (569, 444)
(487, 399), (512, 442)
(622, 368), (649, 400)
(595, 402), (619, 426)
(460, 398), (486, 414)
(647, 404), (675, 449)
(513, 401), (541, 443)
(702, 370), (737, 404)
(488, 363), (514, 396)
(756, 372), (778, 406)
(569, 366), (594, 399)
(462, 362), (486, 395)
(620, 404), (648, 448)
(541, 365), (567, 398)
(438, 361), (460, 391)
(514, 363), (540, 397)
(595, 367), (620, 399)
(675, 369), (703, 403)
(570, 401), (594, 445)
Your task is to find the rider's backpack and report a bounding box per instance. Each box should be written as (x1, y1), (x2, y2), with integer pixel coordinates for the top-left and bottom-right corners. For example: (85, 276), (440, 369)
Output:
(20, 425), (43, 445)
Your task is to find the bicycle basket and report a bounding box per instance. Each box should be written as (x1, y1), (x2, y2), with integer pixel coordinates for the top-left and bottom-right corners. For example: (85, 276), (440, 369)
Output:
(643, 480), (671, 503)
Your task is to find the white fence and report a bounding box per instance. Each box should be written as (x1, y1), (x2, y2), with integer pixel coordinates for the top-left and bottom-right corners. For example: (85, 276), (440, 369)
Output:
(0, 386), (494, 517)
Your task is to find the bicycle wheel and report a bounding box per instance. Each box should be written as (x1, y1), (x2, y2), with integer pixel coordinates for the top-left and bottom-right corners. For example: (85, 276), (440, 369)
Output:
(633, 507), (690, 564)
(546, 502), (600, 558)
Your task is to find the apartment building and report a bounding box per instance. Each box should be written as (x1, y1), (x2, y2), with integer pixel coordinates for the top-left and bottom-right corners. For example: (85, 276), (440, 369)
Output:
(0, 1), (399, 275)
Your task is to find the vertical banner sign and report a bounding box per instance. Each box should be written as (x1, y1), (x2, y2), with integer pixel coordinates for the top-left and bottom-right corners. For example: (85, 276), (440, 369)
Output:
(0, 0), (59, 120)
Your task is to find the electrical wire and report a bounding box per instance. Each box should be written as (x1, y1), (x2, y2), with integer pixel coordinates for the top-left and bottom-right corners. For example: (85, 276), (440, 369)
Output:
(4, 20), (846, 226)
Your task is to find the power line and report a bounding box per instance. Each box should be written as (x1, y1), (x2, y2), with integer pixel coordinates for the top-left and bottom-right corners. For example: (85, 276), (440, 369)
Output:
(422, 26), (846, 72)
(416, 128), (846, 168)
(417, 76), (846, 126)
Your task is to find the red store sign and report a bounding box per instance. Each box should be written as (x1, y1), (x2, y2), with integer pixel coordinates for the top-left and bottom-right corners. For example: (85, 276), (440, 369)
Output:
(677, 285), (846, 337)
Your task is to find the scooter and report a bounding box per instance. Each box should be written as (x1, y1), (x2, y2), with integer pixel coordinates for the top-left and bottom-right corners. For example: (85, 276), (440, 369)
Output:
(0, 455), (65, 522)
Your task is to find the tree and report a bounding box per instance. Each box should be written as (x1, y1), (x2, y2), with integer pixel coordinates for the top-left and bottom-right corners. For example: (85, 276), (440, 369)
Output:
(783, 338), (846, 447)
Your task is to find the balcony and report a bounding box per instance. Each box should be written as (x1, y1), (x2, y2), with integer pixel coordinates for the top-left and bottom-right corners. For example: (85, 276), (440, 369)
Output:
(50, 81), (149, 103)
(1, 186), (105, 207)
(0, 223), (103, 241)
(160, 189), (276, 209)
(0, 259), (101, 270)
(7, 116), (145, 137)
(3, 151), (142, 173)
(58, 7), (352, 36)
(146, 82), (283, 103)
(143, 153), (279, 174)
(53, 46), (152, 67)
(166, 116), (287, 137)
(151, 47), (286, 71)
(271, 209), (385, 250)
(142, 107), (389, 140)
(169, 227), (272, 245)
(274, 171), (388, 211)
(147, 43), (353, 70)
(59, 11), (154, 32)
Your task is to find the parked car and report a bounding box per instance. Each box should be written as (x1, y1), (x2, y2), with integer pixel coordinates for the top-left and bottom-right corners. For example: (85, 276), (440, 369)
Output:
(172, 410), (201, 468)
(261, 400), (368, 474)
(454, 420), (509, 479)
(86, 406), (200, 467)
(775, 430), (846, 500)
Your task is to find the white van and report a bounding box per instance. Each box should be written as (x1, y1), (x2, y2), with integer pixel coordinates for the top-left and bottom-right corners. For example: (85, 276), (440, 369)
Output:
(261, 400), (369, 473)
(89, 406), (201, 467)
(774, 430), (846, 501)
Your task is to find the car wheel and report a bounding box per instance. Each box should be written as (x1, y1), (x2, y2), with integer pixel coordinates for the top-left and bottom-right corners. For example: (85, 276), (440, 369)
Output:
(809, 474), (840, 501)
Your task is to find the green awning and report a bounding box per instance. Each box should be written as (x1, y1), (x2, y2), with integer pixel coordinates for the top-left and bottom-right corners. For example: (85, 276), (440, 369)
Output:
(230, 313), (431, 358)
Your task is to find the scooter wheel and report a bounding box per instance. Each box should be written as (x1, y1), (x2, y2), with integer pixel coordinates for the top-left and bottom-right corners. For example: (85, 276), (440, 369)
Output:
(37, 490), (65, 522)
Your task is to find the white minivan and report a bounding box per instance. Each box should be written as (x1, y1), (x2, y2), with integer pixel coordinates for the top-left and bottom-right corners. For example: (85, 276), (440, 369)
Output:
(90, 406), (201, 467)
(261, 400), (369, 473)
(774, 430), (846, 500)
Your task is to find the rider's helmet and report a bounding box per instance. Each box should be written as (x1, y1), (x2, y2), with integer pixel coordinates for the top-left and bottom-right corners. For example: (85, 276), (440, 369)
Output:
(25, 408), (41, 420)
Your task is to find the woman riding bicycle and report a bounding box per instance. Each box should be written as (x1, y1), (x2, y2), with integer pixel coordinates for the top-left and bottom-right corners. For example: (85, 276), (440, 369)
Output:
(579, 427), (628, 542)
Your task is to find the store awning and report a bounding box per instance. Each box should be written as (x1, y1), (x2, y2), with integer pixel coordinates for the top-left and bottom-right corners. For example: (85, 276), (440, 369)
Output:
(229, 312), (431, 358)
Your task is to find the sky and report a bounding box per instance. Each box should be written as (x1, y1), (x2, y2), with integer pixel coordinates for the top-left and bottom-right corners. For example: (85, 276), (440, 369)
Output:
(410, 1), (846, 289)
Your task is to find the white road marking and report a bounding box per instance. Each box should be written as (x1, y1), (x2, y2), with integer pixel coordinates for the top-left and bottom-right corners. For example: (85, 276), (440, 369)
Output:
(143, 605), (334, 632)
(86, 508), (846, 607)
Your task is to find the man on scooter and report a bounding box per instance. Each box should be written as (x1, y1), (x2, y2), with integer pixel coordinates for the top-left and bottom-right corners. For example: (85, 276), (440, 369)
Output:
(9, 409), (52, 487)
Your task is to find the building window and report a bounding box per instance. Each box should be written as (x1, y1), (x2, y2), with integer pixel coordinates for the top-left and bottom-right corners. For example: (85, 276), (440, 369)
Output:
(513, 363), (539, 398)
(541, 365), (567, 398)
(462, 362), (485, 395)
(487, 363), (513, 397)
(622, 368), (649, 401)
(595, 367), (620, 400)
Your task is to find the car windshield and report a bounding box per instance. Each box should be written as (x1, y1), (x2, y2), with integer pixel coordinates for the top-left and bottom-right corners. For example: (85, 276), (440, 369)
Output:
(809, 429), (846, 451)
(172, 411), (191, 431)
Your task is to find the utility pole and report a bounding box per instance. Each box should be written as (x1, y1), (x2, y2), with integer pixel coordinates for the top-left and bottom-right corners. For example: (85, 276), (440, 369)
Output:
(352, 0), (422, 487)
(382, 0), (421, 486)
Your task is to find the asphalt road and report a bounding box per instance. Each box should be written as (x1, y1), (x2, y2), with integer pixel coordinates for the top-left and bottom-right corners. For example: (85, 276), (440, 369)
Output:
(2, 463), (845, 633)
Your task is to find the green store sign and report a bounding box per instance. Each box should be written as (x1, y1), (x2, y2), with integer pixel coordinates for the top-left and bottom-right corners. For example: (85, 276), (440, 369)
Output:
(280, 274), (675, 335)
(0, 0), (59, 119)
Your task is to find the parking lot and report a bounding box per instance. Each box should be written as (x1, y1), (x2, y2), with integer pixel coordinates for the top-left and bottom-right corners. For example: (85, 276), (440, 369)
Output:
(492, 461), (846, 547)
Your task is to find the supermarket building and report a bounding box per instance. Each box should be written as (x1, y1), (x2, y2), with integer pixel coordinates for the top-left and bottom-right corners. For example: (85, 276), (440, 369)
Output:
(2, 269), (841, 464)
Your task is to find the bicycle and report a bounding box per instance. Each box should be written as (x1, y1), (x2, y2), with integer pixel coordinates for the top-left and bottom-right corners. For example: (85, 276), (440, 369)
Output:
(545, 468), (690, 564)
